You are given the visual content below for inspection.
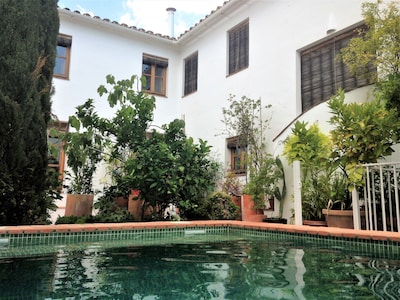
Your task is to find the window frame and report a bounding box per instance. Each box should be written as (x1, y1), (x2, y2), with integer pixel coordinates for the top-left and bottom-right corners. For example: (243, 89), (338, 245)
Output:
(54, 34), (72, 79)
(227, 136), (247, 175)
(142, 53), (168, 96)
(184, 51), (198, 96)
(300, 23), (376, 112)
(228, 19), (249, 76)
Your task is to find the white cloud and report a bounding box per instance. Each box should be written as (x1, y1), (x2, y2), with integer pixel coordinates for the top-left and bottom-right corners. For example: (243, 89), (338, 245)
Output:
(120, 0), (225, 36)
(76, 4), (94, 16)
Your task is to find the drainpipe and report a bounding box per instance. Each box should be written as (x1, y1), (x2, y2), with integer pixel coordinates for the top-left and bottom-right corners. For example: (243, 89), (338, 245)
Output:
(166, 7), (176, 38)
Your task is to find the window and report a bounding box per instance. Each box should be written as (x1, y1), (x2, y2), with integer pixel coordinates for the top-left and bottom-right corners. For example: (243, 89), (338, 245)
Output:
(142, 53), (168, 96)
(227, 137), (247, 175)
(228, 19), (249, 75)
(301, 25), (376, 112)
(184, 52), (198, 96)
(47, 120), (68, 186)
(54, 34), (72, 79)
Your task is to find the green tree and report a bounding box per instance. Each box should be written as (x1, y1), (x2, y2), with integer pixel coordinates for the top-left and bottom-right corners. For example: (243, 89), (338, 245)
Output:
(328, 89), (400, 189)
(125, 119), (220, 220)
(0, 1), (59, 225)
(341, 0), (400, 113)
(72, 75), (219, 220)
(221, 95), (285, 211)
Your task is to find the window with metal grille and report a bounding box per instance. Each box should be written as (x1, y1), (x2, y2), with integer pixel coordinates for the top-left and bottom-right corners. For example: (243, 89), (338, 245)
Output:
(227, 136), (247, 175)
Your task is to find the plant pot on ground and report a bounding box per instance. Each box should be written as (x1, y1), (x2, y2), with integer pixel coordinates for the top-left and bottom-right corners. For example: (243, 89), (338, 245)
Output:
(244, 156), (287, 220)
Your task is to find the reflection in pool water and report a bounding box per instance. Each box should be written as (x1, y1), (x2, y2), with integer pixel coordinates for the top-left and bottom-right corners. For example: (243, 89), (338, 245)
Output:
(0, 239), (399, 299)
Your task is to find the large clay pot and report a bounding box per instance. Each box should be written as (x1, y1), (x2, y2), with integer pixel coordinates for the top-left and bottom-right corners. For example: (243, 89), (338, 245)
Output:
(303, 219), (327, 227)
(65, 194), (94, 217)
(322, 209), (365, 229)
(113, 197), (129, 210)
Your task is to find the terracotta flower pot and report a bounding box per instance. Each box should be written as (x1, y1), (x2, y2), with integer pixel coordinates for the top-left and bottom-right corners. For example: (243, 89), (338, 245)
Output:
(65, 194), (94, 217)
(322, 208), (365, 229)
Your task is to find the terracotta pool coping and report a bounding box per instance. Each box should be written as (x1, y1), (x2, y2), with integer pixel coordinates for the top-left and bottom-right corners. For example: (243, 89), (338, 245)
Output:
(1, 221), (400, 243)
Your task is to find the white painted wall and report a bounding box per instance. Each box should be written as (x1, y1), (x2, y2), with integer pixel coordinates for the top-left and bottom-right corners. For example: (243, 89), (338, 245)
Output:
(53, 0), (369, 221)
(55, 11), (179, 126)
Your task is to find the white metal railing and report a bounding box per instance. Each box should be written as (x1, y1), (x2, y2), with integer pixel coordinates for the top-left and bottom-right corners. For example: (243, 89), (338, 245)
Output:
(362, 162), (400, 232)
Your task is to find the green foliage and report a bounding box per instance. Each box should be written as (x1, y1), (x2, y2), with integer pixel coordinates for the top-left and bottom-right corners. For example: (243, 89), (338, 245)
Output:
(221, 94), (270, 148)
(55, 211), (135, 224)
(97, 74), (156, 156)
(341, 0), (400, 115)
(63, 74), (156, 196)
(244, 156), (286, 212)
(125, 119), (220, 220)
(221, 171), (243, 196)
(55, 215), (90, 224)
(220, 94), (284, 212)
(69, 75), (219, 220)
(204, 191), (239, 220)
(341, 0), (400, 81)
(283, 121), (343, 218)
(63, 115), (103, 194)
(0, 1), (59, 225)
(302, 168), (348, 219)
(283, 121), (331, 172)
(328, 90), (400, 189)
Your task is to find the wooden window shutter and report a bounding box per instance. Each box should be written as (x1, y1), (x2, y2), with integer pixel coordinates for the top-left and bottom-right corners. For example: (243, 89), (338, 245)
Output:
(228, 20), (249, 75)
(184, 52), (198, 95)
(301, 25), (376, 113)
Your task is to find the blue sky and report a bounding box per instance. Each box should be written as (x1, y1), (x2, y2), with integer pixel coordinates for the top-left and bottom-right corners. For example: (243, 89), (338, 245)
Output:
(58, 0), (226, 36)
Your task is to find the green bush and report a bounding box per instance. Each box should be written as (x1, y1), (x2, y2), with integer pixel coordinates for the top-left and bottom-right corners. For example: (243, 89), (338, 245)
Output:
(205, 191), (239, 220)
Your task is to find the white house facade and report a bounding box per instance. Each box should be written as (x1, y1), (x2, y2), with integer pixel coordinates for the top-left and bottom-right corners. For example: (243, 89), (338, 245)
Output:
(52, 0), (372, 222)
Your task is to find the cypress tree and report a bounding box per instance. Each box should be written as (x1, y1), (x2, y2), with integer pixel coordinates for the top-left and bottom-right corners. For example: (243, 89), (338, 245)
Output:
(0, 0), (59, 225)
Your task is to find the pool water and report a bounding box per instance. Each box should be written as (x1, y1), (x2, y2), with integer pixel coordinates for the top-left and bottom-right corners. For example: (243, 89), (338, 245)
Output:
(1, 238), (399, 299)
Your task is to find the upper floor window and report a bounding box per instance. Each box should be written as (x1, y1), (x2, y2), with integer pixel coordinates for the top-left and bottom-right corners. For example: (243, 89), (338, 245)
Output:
(142, 53), (168, 96)
(54, 34), (72, 79)
(184, 52), (198, 96)
(300, 25), (376, 112)
(228, 19), (249, 75)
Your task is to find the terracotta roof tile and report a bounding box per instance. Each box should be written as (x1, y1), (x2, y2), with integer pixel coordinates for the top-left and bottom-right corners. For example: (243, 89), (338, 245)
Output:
(58, 1), (230, 42)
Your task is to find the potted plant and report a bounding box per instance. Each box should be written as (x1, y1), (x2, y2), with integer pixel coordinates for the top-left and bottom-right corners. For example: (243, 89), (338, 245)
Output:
(244, 155), (287, 223)
(322, 89), (400, 227)
(62, 111), (103, 217)
(283, 121), (333, 225)
(220, 95), (287, 221)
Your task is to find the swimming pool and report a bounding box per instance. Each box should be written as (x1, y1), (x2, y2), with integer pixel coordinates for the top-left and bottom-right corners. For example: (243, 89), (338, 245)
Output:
(0, 222), (399, 299)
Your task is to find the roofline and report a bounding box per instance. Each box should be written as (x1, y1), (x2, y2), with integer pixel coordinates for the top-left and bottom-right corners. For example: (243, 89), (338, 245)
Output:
(58, 8), (176, 44)
(57, 0), (246, 46)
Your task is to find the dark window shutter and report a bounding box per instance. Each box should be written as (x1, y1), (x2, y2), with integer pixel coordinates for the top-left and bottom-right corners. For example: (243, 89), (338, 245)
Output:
(184, 52), (198, 95)
(301, 26), (376, 112)
(228, 20), (249, 75)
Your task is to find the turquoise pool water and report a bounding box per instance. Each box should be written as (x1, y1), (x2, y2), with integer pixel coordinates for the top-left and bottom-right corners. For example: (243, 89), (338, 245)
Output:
(0, 233), (399, 299)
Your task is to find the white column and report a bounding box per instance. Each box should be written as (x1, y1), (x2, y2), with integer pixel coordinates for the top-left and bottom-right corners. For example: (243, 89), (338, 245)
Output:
(293, 161), (303, 225)
(352, 188), (361, 230)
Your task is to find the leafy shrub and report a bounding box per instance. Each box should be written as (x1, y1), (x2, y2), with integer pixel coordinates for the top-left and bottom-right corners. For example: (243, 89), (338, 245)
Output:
(205, 191), (239, 220)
